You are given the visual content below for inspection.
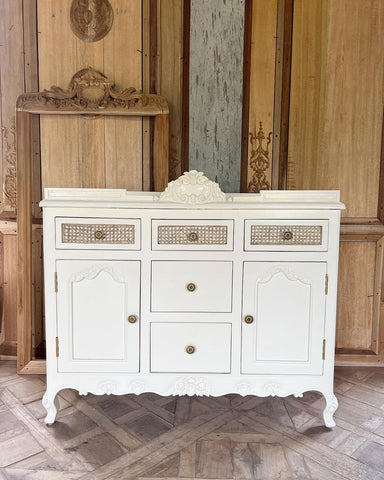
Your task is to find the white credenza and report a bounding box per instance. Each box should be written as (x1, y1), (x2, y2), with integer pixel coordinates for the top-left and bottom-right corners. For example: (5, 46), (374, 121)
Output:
(40, 171), (344, 427)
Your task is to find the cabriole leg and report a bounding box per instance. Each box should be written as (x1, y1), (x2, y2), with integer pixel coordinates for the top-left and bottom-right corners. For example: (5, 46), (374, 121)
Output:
(322, 392), (338, 428)
(42, 391), (60, 425)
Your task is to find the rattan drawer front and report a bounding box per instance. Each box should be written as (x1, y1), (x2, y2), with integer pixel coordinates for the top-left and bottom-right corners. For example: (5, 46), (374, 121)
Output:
(56, 218), (140, 250)
(152, 219), (234, 250)
(244, 220), (328, 251)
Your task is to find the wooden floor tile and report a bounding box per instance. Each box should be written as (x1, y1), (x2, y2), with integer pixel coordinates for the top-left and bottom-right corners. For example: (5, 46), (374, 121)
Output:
(1, 361), (384, 479)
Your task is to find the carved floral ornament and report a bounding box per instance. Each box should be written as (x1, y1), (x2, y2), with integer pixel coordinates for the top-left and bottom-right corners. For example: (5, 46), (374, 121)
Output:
(159, 170), (226, 204)
(248, 122), (272, 193)
(16, 67), (168, 113)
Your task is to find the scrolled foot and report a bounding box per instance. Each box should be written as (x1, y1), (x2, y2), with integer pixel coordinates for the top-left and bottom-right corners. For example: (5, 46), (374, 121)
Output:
(322, 393), (338, 428)
(42, 391), (60, 425)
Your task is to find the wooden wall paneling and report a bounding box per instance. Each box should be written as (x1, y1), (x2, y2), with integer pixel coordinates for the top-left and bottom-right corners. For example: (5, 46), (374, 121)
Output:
(32, 228), (44, 358)
(336, 241), (378, 352)
(181, 0), (190, 175)
(288, 0), (383, 219)
(104, 1), (143, 191)
(142, 0), (152, 191)
(23, 0), (41, 220)
(156, 0), (184, 181)
(0, 0), (24, 216)
(287, 0), (384, 365)
(336, 234), (384, 365)
(244, 0), (278, 194)
(37, 0), (145, 192)
(0, 221), (17, 360)
(273, 0), (293, 190)
(38, 0), (80, 191)
(16, 111), (32, 373)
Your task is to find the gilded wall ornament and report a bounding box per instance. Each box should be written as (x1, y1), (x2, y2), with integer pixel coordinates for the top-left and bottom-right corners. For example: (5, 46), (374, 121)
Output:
(70, 0), (114, 43)
(2, 121), (17, 211)
(247, 122), (272, 193)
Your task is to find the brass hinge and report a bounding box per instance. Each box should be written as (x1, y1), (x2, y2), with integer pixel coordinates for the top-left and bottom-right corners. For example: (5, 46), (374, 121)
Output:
(54, 272), (58, 292)
(325, 274), (328, 295)
(322, 339), (326, 360)
(56, 337), (59, 357)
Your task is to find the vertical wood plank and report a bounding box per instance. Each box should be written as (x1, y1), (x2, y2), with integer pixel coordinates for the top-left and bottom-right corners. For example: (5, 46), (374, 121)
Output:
(288, 0), (384, 219)
(16, 111), (32, 372)
(104, 0), (143, 191)
(157, 0), (184, 181)
(246, 0), (278, 193)
(0, 0), (24, 214)
(23, 0), (41, 219)
(336, 242), (377, 351)
(3, 234), (17, 343)
(153, 114), (169, 190)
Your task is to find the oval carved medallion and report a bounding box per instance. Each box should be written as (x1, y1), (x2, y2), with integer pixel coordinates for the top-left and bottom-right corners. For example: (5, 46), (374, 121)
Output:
(70, 0), (114, 43)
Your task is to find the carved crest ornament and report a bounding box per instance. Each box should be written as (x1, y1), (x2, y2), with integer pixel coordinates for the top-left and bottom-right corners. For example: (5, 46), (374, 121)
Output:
(16, 67), (168, 113)
(70, 0), (114, 43)
(159, 170), (226, 204)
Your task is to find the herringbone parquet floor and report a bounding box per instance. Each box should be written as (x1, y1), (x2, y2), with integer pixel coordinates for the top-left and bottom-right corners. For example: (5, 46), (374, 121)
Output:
(1, 362), (384, 479)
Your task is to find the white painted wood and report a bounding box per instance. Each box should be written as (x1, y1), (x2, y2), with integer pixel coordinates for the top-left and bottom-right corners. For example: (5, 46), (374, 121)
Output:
(40, 172), (344, 428)
(57, 260), (140, 373)
(151, 261), (233, 312)
(242, 262), (326, 375)
(150, 323), (231, 373)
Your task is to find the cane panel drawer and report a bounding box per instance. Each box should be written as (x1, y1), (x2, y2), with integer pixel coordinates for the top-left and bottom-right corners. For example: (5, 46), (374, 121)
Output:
(244, 219), (328, 251)
(152, 219), (234, 250)
(55, 217), (141, 250)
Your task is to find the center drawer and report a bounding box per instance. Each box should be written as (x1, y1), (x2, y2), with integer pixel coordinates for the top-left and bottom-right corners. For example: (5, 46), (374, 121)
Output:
(150, 322), (232, 373)
(151, 261), (233, 312)
(152, 219), (234, 250)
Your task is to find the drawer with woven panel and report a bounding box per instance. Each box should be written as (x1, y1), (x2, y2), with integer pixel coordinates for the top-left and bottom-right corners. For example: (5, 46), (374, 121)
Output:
(152, 219), (234, 250)
(55, 217), (141, 250)
(244, 219), (328, 251)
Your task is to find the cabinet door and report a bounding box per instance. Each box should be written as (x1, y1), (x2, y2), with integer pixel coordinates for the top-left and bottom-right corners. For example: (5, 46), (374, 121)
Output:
(242, 262), (327, 375)
(56, 260), (140, 373)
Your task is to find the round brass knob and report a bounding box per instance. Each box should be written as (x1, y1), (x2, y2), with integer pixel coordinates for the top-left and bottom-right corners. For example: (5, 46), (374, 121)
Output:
(128, 315), (137, 324)
(186, 282), (196, 292)
(187, 231), (199, 242)
(94, 230), (106, 240)
(185, 345), (195, 354)
(283, 230), (293, 241)
(244, 315), (254, 324)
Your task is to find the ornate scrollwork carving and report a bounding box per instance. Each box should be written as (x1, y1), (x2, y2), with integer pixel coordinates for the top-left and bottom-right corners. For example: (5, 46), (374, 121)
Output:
(159, 170), (226, 204)
(172, 376), (212, 396)
(70, 0), (114, 43)
(2, 122), (17, 210)
(97, 380), (117, 395)
(247, 122), (272, 193)
(16, 67), (168, 113)
(235, 382), (253, 396)
(263, 382), (284, 397)
(70, 264), (127, 285)
(130, 380), (146, 395)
